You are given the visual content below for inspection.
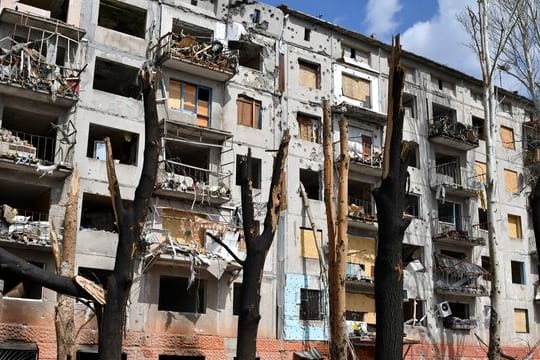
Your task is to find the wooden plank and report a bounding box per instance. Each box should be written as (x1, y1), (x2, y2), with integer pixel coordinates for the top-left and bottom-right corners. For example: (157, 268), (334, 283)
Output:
(169, 79), (181, 109)
(299, 61), (318, 88)
(501, 126), (515, 149)
(504, 169), (518, 193)
(342, 74), (370, 103)
(299, 227), (322, 259)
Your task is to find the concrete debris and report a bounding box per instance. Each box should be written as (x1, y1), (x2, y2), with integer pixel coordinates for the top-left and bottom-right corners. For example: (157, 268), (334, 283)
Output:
(0, 204), (50, 246)
(429, 115), (479, 144)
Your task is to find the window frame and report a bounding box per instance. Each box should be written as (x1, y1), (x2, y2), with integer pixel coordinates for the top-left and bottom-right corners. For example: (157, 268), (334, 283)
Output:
(507, 213), (523, 239)
(158, 276), (206, 314)
(298, 59), (320, 89)
(297, 113), (321, 143)
(511, 261), (525, 284)
(299, 288), (322, 320)
(514, 308), (529, 333)
(500, 125), (515, 150)
(236, 95), (262, 129)
(169, 79), (212, 127)
(236, 155), (262, 189)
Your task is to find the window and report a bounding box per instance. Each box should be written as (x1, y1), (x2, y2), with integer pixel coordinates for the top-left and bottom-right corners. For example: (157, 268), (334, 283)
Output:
(169, 80), (212, 127)
(159, 356), (204, 360)
(448, 302), (469, 319)
(80, 193), (116, 232)
(297, 114), (321, 143)
(158, 276), (206, 313)
(0, 349), (37, 360)
(93, 58), (140, 99)
(511, 261), (525, 284)
(191, 0), (198, 5)
(350, 48), (356, 59)
(432, 103), (457, 122)
(472, 116), (485, 141)
(98, 0), (147, 38)
(304, 28), (311, 41)
(500, 101), (512, 114)
(299, 227), (323, 259)
(504, 169), (519, 193)
(300, 288), (321, 320)
(3, 262), (43, 299)
(475, 161), (487, 184)
(236, 155), (262, 189)
(345, 310), (364, 321)
(403, 93), (416, 119)
(78, 267), (112, 290)
(514, 308), (529, 333)
(438, 79), (443, 90)
(481, 256), (491, 280)
(478, 208), (488, 231)
(300, 169), (321, 200)
(236, 95), (261, 128)
(438, 201), (462, 228)
(77, 352), (126, 360)
(86, 124), (138, 165)
(342, 74), (370, 106)
(251, 9), (261, 23)
(405, 194), (419, 218)
(441, 249), (466, 260)
(403, 299), (425, 325)
(507, 214), (522, 239)
(501, 126), (515, 149)
(233, 283), (242, 315)
(298, 60), (320, 89)
(228, 41), (262, 70)
(407, 142), (419, 168)
(172, 20), (213, 43)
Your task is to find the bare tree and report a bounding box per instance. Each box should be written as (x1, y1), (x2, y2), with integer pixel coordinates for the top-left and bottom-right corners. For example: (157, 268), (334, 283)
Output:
(208, 131), (290, 360)
(0, 64), (160, 360)
(460, 1), (524, 358)
(372, 35), (411, 360)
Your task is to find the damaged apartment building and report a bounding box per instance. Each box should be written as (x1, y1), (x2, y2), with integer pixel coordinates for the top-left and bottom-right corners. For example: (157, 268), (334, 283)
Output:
(0, 0), (538, 359)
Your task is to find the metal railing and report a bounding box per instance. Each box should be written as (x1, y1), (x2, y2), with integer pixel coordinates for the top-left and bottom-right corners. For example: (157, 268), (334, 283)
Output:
(150, 32), (238, 75)
(428, 116), (479, 145)
(347, 141), (382, 168)
(11, 130), (55, 162)
(432, 162), (483, 191)
(16, 209), (49, 222)
(348, 197), (376, 222)
(432, 216), (482, 242)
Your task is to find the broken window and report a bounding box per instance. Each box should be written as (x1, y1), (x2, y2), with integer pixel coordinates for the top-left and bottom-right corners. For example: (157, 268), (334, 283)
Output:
(403, 93), (416, 119)
(507, 214), (522, 239)
(440, 249), (466, 260)
(0, 348), (37, 360)
(93, 58), (140, 99)
(511, 261), (525, 284)
(342, 74), (370, 107)
(86, 124), (138, 165)
(350, 48), (356, 59)
(514, 308), (529, 333)
(403, 299), (425, 326)
(501, 126), (515, 150)
(447, 302), (469, 319)
(404, 194), (419, 218)
(300, 169), (321, 200)
(172, 19), (213, 43)
(236, 95), (261, 128)
(299, 227), (323, 259)
(298, 60), (320, 89)
(98, 0), (147, 38)
(472, 116), (485, 141)
(0, 180), (50, 222)
(504, 169), (519, 193)
(402, 244), (423, 267)
(78, 267), (112, 290)
(475, 161), (487, 184)
(478, 208), (488, 231)
(80, 193), (116, 232)
(407, 142), (419, 168)
(304, 28), (311, 41)
(18, 0), (69, 21)
(159, 356), (204, 360)
(158, 276), (206, 313)
(435, 153), (459, 184)
(432, 103), (457, 123)
(169, 79), (212, 127)
(77, 351), (126, 360)
(481, 256), (491, 281)
(297, 114), (321, 143)
(299, 288), (321, 320)
(500, 101), (512, 114)
(236, 155), (261, 189)
(228, 41), (263, 70)
(233, 282), (242, 315)
(438, 201), (462, 229)
(3, 262), (43, 299)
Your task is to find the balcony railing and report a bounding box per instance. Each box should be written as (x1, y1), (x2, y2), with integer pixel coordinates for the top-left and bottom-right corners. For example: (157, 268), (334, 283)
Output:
(0, 208), (50, 246)
(428, 116), (479, 150)
(431, 162), (482, 196)
(434, 253), (489, 297)
(347, 141), (382, 169)
(10, 130), (55, 162)
(151, 32), (238, 81)
(157, 160), (231, 203)
(443, 317), (478, 330)
(347, 197), (376, 223)
(432, 217), (485, 246)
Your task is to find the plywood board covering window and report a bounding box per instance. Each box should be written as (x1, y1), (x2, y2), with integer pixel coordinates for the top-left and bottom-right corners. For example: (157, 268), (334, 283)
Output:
(504, 169), (519, 193)
(237, 95), (261, 128)
(298, 60), (319, 89)
(346, 293), (375, 314)
(299, 227), (323, 259)
(168, 80), (211, 127)
(501, 126), (515, 149)
(475, 161), (486, 184)
(342, 74), (370, 106)
(297, 114), (320, 143)
(514, 308), (529, 333)
(507, 214), (522, 239)
(161, 208), (208, 248)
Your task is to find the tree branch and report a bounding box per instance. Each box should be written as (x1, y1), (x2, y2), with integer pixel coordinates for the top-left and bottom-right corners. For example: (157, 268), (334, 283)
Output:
(105, 137), (124, 229)
(240, 150), (257, 248)
(205, 232), (245, 266)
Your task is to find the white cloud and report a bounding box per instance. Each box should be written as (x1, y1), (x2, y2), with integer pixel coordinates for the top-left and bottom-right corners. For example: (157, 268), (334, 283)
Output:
(365, 0), (402, 39)
(401, 0), (480, 78)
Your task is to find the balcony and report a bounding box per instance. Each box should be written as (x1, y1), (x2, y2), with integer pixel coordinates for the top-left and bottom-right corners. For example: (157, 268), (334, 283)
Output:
(434, 253), (489, 297)
(428, 116), (479, 150)
(151, 32), (238, 82)
(443, 317), (478, 331)
(333, 103), (386, 127)
(432, 217), (485, 247)
(347, 197), (377, 231)
(0, 207), (50, 248)
(348, 141), (382, 177)
(156, 160), (232, 205)
(430, 162), (482, 197)
(345, 262), (374, 294)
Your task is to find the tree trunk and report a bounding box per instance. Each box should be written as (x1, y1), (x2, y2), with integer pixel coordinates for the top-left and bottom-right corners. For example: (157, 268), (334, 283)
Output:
(235, 131), (290, 360)
(373, 36), (410, 360)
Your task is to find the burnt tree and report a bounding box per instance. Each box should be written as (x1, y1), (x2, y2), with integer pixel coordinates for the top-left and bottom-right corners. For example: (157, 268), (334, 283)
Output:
(372, 36), (411, 360)
(0, 64), (160, 360)
(210, 131), (290, 360)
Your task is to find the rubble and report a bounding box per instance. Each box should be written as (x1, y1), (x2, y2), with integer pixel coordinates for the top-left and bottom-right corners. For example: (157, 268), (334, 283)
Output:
(434, 253), (489, 296)
(0, 204), (50, 246)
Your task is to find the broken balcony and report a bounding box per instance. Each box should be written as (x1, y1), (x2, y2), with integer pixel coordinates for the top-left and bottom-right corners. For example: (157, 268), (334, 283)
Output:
(333, 103), (387, 127)
(428, 104), (479, 150)
(345, 262), (374, 294)
(151, 32), (238, 82)
(430, 162), (482, 197)
(432, 217), (485, 247)
(347, 139), (382, 177)
(434, 253), (489, 297)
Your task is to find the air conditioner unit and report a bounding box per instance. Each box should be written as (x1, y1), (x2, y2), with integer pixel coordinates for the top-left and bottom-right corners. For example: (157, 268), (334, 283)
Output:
(437, 301), (452, 318)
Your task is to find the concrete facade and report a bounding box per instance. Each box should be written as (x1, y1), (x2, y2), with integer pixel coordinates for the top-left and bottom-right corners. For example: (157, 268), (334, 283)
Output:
(0, 0), (538, 359)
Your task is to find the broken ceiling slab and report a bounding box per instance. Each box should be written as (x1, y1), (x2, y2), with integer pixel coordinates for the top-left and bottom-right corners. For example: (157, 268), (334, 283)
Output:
(332, 102), (386, 126)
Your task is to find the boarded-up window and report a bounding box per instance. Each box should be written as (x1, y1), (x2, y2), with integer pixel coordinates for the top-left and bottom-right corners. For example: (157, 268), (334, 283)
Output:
(342, 74), (370, 106)
(161, 208), (208, 248)
(475, 161), (487, 184)
(297, 114), (320, 143)
(346, 293), (375, 315)
(514, 308), (529, 333)
(299, 227), (323, 259)
(504, 169), (519, 193)
(298, 60), (319, 89)
(237, 95), (261, 128)
(169, 80), (211, 127)
(300, 288), (321, 320)
(507, 214), (522, 239)
(501, 126), (515, 149)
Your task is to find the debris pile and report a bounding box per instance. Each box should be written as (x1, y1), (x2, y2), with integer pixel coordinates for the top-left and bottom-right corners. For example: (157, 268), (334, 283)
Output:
(0, 39), (81, 99)
(434, 253), (489, 296)
(0, 204), (50, 246)
(429, 115), (479, 145)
